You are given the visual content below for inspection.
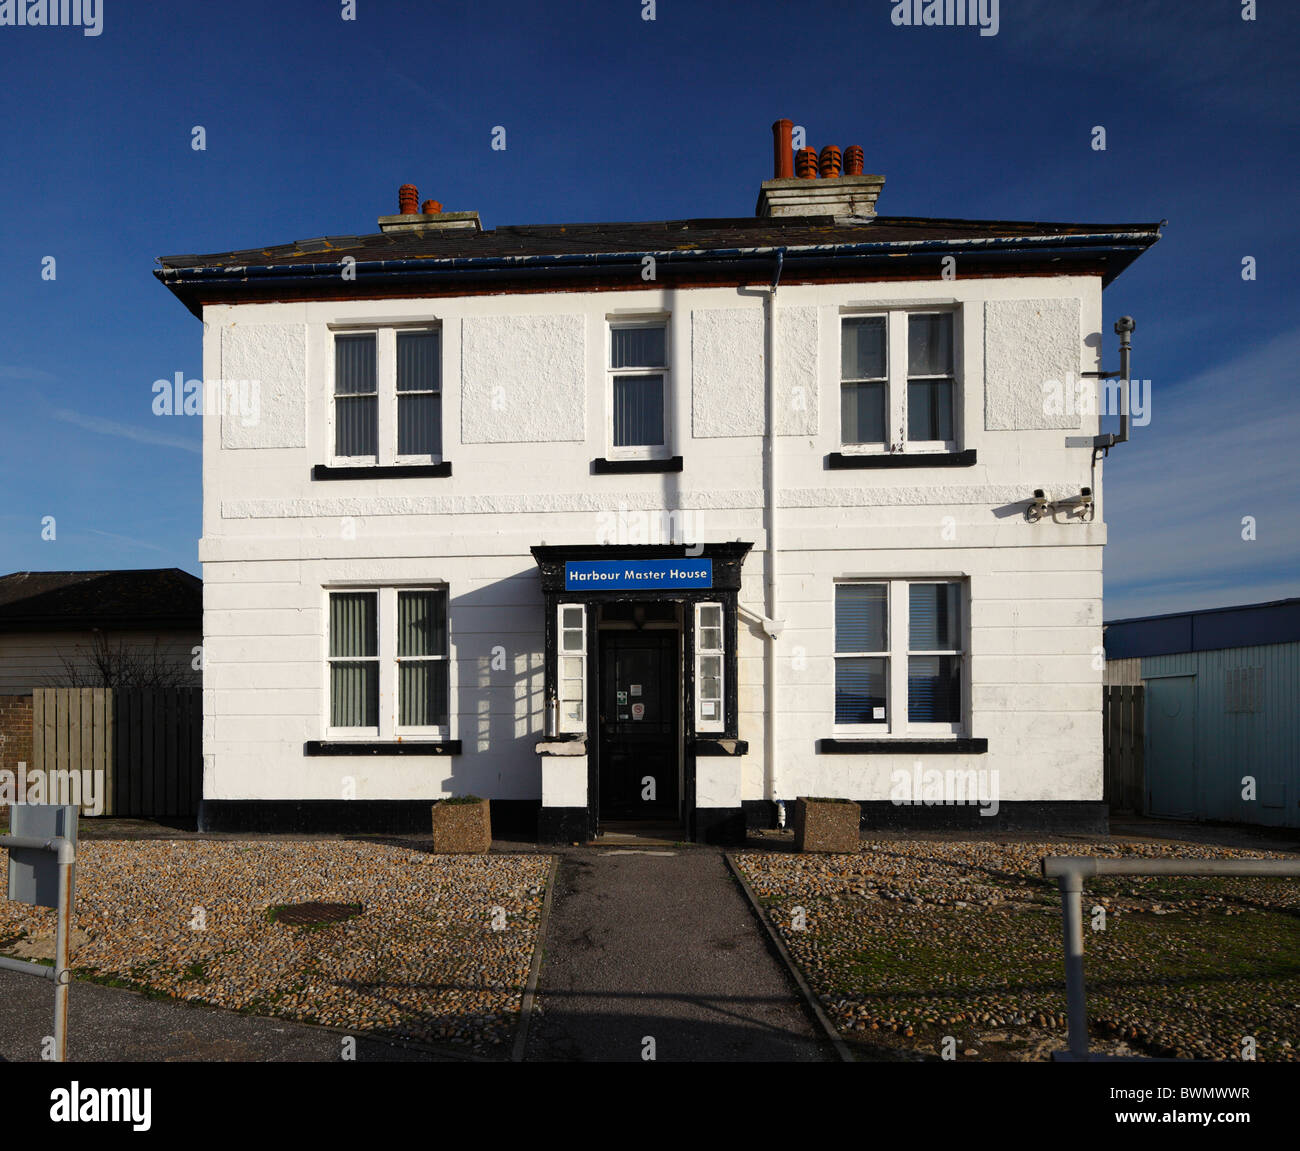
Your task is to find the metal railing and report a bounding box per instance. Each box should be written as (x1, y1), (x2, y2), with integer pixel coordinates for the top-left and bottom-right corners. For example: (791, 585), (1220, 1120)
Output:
(0, 831), (76, 1061)
(1041, 855), (1300, 1062)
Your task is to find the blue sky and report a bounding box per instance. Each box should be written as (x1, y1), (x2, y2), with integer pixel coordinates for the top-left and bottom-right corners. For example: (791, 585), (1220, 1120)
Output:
(0, 0), (1294, 619)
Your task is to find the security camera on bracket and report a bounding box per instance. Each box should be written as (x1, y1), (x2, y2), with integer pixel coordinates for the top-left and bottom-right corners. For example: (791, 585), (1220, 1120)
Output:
(1028, 487), (1093, 523)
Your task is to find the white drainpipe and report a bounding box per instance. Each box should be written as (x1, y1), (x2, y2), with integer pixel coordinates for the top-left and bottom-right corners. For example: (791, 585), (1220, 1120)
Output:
(763, 251), (786, 811)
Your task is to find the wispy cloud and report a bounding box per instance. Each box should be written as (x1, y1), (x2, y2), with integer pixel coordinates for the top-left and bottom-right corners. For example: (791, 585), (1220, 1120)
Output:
(86, 529), (173, 555)
(0, 365), (58, 382)
(50, 409), (201, 454)
(1104, 325), (1300, 617)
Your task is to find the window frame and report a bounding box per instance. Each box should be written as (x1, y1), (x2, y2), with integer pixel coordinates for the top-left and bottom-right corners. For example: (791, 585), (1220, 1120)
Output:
(326, 589), (380, 737)
(329, 324), (443, 468)
(832, 581), (891, 735)
(393, 587), (451, 737)
(393, 329), (444, 465)
(839, 307), (959, 455)
(331, 331), (381, 465)
(839, 314), (890, 452)
(325, 584), (452, 742)
(557, 602), (588, 734)
(606, 317), (670, 461)
(694, 601), (725, 733)
(905, 581), (965, 737)
(833, 577), (968, 738)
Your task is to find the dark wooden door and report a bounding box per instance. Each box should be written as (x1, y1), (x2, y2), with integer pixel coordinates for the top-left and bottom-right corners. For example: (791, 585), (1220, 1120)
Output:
(597, 630), (678, 819)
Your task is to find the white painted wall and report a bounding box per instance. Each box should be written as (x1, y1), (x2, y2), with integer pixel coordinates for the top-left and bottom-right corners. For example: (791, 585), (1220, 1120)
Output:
(199, 273), (1107, 807)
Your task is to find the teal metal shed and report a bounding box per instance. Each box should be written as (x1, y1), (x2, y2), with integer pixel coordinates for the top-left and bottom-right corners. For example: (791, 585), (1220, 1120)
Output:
(1104, 599), (1300, 828)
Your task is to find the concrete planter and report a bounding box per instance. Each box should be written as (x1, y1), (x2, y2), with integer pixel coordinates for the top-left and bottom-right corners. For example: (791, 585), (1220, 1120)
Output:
(431, 797), (491, 854)
(793, 797), (860, 853)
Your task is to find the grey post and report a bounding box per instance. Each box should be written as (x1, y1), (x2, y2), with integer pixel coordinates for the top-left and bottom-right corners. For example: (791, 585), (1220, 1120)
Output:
(2, 804), (79, 1062)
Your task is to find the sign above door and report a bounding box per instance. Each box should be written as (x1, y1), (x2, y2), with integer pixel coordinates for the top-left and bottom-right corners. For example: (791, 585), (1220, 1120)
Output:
(565, 559), (712, 590)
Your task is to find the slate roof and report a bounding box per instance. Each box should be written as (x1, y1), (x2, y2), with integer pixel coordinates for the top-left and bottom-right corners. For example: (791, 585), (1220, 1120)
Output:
(0, 569), (202, 633)
(158, 214), (1161, 271)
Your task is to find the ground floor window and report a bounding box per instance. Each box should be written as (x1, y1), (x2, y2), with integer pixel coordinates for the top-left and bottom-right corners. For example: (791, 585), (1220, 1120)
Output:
(558, 603), (587, 733)
(834, 578), (965, 734)
(694, 601), (725, 732)
(328, 586), (449, 738)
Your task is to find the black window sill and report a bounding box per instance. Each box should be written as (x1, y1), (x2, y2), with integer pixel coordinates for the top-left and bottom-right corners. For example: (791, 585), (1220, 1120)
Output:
(827, 450), (976, 470)
(693, 738), (748, 756)
(304, 740), (461, 756)
(592, 456), (683, 475)
(817, 737), (988, 754)
(312, 462), (452, 480)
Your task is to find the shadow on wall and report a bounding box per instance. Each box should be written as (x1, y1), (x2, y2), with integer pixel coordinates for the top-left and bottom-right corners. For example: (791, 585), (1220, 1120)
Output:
(444, 568), (546, 799)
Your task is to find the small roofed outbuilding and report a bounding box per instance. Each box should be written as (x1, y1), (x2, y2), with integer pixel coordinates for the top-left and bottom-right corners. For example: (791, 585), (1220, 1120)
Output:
(0, 569), (202, 694)
(1103, 598), (1300, 828)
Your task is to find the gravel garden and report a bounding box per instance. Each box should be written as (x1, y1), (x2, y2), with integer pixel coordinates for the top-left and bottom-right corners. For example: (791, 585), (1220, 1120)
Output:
(0, 839), (552, 1056)
(735, 838), (1300, 1062)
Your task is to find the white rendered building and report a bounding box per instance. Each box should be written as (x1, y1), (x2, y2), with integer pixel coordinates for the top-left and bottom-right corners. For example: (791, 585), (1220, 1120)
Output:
(157, 122), (1161, 841)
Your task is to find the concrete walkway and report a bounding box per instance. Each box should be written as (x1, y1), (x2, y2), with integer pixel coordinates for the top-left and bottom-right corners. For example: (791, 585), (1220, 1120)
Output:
(523, 846), (833, 1062)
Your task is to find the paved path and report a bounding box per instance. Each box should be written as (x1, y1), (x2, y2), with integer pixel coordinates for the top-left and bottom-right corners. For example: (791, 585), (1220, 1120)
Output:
(0, 970), (451, 1062)
(523, 846), (832, 1062)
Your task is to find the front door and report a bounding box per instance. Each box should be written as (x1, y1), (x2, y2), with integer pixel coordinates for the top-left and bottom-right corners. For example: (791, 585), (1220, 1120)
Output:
(597, 629), (679, 820)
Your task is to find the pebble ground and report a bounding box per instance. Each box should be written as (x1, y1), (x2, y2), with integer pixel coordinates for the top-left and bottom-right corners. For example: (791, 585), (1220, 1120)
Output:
(0, 840), (551, 1056)
(735, 838), (1300, 1062)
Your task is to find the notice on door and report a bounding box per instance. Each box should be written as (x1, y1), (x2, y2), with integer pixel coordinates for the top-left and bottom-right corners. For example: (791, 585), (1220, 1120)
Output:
(631, 702), (645, 720)
(629, 684), (642, 696)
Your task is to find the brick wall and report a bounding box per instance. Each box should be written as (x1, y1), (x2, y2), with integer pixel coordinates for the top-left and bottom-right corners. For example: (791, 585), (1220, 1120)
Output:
(0, 694), (33, 812)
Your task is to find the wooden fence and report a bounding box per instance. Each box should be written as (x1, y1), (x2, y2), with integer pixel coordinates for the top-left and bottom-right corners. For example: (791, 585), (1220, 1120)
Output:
(32, 688), (112, 816)
(1103, 684), (1145, 813)
(31, 687), (201, 819)
(112, 688), (202, 818)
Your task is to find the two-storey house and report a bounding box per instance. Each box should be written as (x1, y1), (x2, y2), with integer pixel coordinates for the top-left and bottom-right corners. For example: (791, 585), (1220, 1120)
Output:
(156, 121), (1161, 842)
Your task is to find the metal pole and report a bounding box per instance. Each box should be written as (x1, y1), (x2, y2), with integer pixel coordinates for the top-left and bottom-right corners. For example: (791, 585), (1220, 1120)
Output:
(1059, 874), (1089, 1060)
(53, 854), (72, 1062)
(762, 249), (785, 811)
(1114, 316), (1134, 445)
(1044, 857), (1300, 879)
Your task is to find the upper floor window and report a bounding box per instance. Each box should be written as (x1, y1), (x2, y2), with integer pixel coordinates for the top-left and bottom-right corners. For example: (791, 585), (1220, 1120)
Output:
(333, 328), (442, 464)
(840, 311), (956, 452)
(834, 578), (965, 735)
(609, 322), (668, 458)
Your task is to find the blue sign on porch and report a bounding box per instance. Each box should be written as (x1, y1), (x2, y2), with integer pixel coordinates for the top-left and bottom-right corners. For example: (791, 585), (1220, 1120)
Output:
(565, 559), (712, 590)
